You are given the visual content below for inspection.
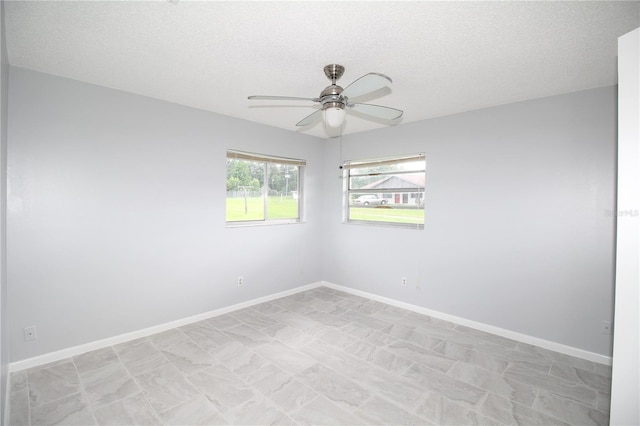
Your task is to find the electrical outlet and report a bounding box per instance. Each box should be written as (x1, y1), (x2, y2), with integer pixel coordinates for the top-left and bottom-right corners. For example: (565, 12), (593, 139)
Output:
(24, 326), (37, 342)
(401, 277), (407, 286)
(237, 276), (243, 287)
(601, 320), (612, 334)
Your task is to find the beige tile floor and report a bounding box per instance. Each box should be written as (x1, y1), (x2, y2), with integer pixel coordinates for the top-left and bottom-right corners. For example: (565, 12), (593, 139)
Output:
(7, 286), (611, 425)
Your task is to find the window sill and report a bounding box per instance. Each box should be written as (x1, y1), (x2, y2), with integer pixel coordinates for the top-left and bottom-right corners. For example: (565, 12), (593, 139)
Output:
(226, 220), (305, 228)
(343, 220), (424, 230)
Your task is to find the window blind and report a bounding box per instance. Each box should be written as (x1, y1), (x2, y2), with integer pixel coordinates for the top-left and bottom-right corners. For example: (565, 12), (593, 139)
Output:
(228, 150), (306, 166)
(342, 153), (424, 169)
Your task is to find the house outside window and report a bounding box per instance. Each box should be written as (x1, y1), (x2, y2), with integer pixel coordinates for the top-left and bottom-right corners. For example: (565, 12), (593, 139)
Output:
(226, 150), (305, 225)
(344, 153), (425, 228)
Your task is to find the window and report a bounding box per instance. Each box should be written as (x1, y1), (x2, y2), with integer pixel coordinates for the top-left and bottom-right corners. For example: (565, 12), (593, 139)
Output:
(344, 153), (425, 228)
(226, 150), (304, 224)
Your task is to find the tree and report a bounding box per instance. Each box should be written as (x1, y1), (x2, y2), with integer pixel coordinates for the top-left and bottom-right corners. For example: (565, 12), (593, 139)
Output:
(268, 164), (298, 194)
(227, 158), (298, 195)
(227, 176), (240, 191)
(227, 159), (251, 184)
(248, 161), (265, 187)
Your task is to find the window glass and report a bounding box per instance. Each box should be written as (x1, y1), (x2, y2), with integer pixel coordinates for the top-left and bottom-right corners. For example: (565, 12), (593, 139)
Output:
(267, 164), (299, 220)
(226, 151), (304, 224)
(345, 154), (425, 228)
(226, 158), (265, 221)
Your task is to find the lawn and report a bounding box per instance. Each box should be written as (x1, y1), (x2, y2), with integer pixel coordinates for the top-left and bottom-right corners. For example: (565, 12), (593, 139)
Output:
(227, 197), (423, 225)
(226, 196), (298, 221)
(349, 206), (424, 224)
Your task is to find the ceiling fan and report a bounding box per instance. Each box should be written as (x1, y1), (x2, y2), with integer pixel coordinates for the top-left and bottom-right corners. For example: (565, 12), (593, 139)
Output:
(248, 64), (403, 130)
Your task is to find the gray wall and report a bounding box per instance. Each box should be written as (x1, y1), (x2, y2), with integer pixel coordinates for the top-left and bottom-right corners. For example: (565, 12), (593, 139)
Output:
(7, 67), (325, 362)
(6, 66), (618, 363)
(0, 0), (9, 421)
(322, 86), (617, 356)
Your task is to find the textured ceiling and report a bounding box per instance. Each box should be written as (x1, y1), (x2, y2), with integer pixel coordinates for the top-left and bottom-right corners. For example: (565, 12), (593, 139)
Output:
(4, 1), (639, 139)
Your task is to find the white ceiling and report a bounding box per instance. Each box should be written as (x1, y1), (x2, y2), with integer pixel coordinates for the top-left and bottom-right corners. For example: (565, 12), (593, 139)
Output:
(4, 1), (639, 139)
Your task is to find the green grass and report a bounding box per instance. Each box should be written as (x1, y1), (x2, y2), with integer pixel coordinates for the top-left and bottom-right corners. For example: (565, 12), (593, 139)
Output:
(268, 197), (299, 219)
(227, 197), (423, 225)
(226, 196), (298, 221)
(349, 207), (424, 224)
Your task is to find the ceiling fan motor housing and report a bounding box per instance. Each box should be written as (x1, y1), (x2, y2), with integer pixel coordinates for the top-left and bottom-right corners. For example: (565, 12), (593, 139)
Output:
(320, 86), (345, 110)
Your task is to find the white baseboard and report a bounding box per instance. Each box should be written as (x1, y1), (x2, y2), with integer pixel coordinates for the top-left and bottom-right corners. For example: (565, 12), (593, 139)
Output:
(11, 280), (611, 372)
(319, 281), (612, 366)
(10, 282), (322, 372)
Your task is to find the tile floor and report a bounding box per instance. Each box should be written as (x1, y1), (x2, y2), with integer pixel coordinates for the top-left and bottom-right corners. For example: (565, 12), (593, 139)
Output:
(7, 286), (611, 425)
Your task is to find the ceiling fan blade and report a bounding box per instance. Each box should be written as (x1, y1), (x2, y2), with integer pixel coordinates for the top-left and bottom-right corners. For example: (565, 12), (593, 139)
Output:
(341, 73), (393, 100)
(248, 95), (319, 102)
(348, 103), (403, 120)
(296, 109), (322, 126)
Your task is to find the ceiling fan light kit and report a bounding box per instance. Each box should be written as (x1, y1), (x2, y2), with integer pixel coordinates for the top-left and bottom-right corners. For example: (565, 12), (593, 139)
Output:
(323, 107), (346, 128)
(248, 64), (403, 132)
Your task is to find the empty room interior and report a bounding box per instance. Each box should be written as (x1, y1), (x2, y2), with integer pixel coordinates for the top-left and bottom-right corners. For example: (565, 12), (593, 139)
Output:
(0, 1), (639, 425)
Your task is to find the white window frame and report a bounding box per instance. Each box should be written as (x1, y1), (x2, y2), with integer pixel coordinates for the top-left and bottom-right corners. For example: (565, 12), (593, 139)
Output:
(343, 153), (425, 229)
(226, 150), (305, 226)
